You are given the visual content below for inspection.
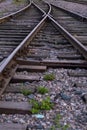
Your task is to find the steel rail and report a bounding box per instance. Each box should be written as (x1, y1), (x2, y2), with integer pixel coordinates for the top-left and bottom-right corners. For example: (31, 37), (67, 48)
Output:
(43, 0), (51, 15)
(51, 4), (87, 21)
(0, 0), (32, 23)
(32, 1), (46, 16)
(32, 0), (51, 15)
(0, 3), (50, 74)
(48, 14), (87, 60)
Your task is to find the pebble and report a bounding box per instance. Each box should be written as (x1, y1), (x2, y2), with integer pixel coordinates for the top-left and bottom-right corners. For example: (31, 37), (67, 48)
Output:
(75, 90), (83, 95)
(35, 124), (44, 129)
(19, 119), (25, 124)
(5, 96), (12, 101)
(60, 92), (71, 101)
(28, 94), (35, 99)
(12, 118), (19, 123)
(32, 114), (44, 119)
(81, 93), (87, 103)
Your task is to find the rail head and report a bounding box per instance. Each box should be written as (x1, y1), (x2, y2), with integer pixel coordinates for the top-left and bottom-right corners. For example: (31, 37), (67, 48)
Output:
(0, 0), (32, 23)
(51, 4), (87, 22)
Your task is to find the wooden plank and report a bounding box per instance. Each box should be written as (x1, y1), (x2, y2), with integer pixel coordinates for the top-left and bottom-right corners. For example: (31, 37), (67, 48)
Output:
(50, 44), (72, 49)
(42, 59), (87, 68)
(11, 74), (40, 83)
(5, 84), (36, 93)
(17, 65), (47, 72)
(0, 101), (32, 114)
(17, 58), (41, 65)
(57, 54), (82, 60)
(29, 42), (45, 46)
(75, 82), (87, 88)
(0, 63), (18, 96)
(0, 123), (26, 130)
(68, 71), (87, 77)
(16, 58), (87, 68)
(27, 54), (49, 59)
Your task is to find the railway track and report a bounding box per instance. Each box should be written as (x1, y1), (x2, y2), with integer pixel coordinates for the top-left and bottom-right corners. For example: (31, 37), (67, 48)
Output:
(0, 0), (87, 130)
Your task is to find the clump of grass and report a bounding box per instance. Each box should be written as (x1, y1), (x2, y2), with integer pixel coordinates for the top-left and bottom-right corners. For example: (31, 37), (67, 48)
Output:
(30, 97), (54, 114)
(40, 96), (53, 110)
(43, 73), (55, 81)
(37, 86), (49, 94)
(31, 108), (40, 114)
(50, 114), (70, 130)
(21, 89), (32, 96)
(30, 99), (40, 114)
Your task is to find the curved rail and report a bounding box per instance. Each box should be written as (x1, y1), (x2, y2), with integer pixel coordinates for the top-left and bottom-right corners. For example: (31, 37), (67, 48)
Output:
(32, 0), (51, 16)
(43, 0), (51, 15)
(32, 0), (50, 14)
(0, 0), (32, 23)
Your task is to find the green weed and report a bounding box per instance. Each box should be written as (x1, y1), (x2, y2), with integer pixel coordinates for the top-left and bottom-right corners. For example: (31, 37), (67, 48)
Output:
(43, 73), (55, 81)
(37, 86), (49, 94)
(50, 114), (70, 130)
(21, 89), (32, 96)
(30, 97), (54, 114)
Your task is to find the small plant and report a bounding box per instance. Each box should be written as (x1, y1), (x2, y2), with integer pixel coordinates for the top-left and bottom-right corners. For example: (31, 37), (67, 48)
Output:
(30, 97), (54, 114)
(31, 108), (40, 114)
(21, 89), (32, 96)
(43, 73), (55, 81)
(30, 99), (40, 114)
(50, 126), (56, 130)
(50, 114), (69, 130)
(40, 97), (53, 110)
(37, 86), (49, 94)
(62, 125), (70, 130)
(30, 99), (40, 109)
